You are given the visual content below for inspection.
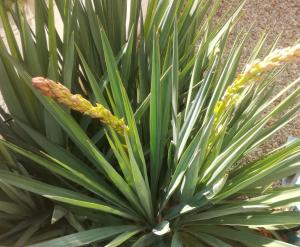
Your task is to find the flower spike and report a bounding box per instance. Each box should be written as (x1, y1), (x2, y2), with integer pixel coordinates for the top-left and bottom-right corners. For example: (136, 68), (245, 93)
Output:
(32, 77), (129, 135)
(214, 43), (300, 125)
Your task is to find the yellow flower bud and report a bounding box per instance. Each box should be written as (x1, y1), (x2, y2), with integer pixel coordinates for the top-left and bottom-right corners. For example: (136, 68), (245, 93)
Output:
(32, 77), (129, 135)
(213, 43), (300, 130)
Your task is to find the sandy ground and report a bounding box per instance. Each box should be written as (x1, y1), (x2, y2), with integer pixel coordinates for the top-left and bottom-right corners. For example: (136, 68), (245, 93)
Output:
(0, 0), (299, 154)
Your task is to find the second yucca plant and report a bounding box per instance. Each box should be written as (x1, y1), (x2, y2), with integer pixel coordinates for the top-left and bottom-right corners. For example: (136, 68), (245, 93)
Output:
(0, 0), (300, 246)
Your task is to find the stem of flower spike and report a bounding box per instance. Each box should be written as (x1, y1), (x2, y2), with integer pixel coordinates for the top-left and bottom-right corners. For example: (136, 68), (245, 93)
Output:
(32, 77), (129, 135)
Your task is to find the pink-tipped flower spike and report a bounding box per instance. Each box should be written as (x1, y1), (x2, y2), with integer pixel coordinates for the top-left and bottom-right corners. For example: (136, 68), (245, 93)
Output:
(32, 77), (129, 135)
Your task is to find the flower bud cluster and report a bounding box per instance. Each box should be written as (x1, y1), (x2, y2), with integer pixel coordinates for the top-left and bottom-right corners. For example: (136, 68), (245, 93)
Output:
(32, 77), (129, 135)
(214, 43), (300, 127)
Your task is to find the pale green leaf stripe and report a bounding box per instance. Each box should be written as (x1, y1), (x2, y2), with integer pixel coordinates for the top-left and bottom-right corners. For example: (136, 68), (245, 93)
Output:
(125, 135), (153, 222)
(34, 0), (48, 73)
(106, 228), (143, 247)
(99, 29), (150, 217)
(171, 22), (179, 146)
(150, 31), (162, 196)
(245, 186), (300, 209)
(0, 17), (42, 128)
(184, 26), (209, 120)
(0, 171), (137, 221)
(48, 0), (59, 79)
(63, 32), (75, 89)
(16, 120), (105, 184)
(188, 232), (231, 247)
(131, 233), (157, 247)
(178, 56), (219, 157)
(120, 26), (135, 87)
(200, 226), (296, 247)
(0, 2), (22, 59)
(45, 0), (64, 145)
(231, 77), (300, 144)
(171, 232), (183, 247)
(184, 204), (269, 223)
(196, 211), (300, 226)
(100, 28), (148, 182)
(163, 117), (214, 208)
(0, 59), (28, 124)
(134, 66), (172, 122)
(214, 141), (300, 201)
(45, 60), (64, 145)
(185, 186), (300, 223)
(76, 46), (108, 107)
(29, 225), (138, 247)
(106, 131), (134, 184)
(159, 0), (181, 50)
(143, 0), (158, 34)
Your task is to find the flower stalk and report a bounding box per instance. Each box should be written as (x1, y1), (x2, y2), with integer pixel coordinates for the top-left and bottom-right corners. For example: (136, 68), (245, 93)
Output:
(32, 77), (129, 135)
(214, 43), (300, 126)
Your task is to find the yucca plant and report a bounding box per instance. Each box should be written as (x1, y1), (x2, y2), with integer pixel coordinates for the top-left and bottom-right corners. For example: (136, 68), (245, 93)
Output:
(1, 0), (300, 246)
